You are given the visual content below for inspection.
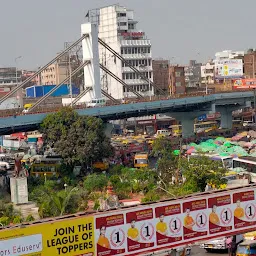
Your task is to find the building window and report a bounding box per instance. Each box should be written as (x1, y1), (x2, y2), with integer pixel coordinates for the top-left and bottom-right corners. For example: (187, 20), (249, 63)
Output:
(128, 48), (131, 54)
(128, 24), (134, 29)
(122, 73), (125, 80)
(119, 22), (127, 26)
(176, 82), (181, 87)
(118, 13), (126, 17)
(121, 48), (124, 54)
(175, 72), (181, 77)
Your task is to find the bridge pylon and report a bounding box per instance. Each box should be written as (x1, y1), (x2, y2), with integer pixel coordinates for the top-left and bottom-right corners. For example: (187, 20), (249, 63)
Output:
(78, 23), (102, 104)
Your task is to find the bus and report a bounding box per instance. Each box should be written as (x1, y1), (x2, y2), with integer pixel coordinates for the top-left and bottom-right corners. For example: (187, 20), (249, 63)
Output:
(169, 125), (182, 137)
(233, 79), (256, 89)
(232, 119), (243, 129)
(134, 152), (149, 168)
(170, 121), (218, 136)
(189, 153), (233, 168)
(194, 121), (218, 133)
(30, 156), (62, 177)
(232, 156), (256, 182)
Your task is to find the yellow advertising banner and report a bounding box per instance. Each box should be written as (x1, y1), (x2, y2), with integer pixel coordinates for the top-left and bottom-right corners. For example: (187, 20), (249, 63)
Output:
(0, 216), (94, 256)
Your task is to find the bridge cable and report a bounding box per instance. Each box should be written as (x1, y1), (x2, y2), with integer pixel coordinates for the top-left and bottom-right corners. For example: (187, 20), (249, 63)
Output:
(68, 87), (92, 106)
(98, 38), (166, 96)
(28, 61), (90, 112)
(100, 64), (144, 99)
(0, 34), (88, 105)
(101, 89), (120, 104)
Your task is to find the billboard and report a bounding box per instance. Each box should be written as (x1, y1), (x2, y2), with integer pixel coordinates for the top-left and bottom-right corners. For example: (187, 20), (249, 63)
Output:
(2, 186), (256, 256)
(215, 59), (243, 79)
(0, 216), (95, 256)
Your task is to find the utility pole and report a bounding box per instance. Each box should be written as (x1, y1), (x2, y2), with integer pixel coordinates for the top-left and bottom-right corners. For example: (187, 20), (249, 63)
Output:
(254, 88), (256, 123)
(69, 51), (73, 107)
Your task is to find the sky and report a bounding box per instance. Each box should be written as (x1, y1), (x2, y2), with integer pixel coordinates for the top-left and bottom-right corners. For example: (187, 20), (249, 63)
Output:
(1, 0), (255, 69)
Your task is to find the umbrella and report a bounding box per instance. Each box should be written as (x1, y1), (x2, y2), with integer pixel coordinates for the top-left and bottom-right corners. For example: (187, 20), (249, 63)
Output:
(187, 147), (196, 155)
(239, 136), (250, 142)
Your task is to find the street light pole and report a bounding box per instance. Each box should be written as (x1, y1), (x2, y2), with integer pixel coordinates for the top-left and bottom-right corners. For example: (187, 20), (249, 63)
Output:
(15, 56), (22, 86)
(253, 55), (255, 79)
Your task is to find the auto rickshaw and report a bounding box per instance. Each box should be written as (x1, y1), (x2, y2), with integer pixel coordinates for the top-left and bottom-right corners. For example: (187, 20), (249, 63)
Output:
(236, 240), (256, 256)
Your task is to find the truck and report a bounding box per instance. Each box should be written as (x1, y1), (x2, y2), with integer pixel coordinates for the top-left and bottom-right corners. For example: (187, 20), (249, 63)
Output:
(199, 234), (243, 252)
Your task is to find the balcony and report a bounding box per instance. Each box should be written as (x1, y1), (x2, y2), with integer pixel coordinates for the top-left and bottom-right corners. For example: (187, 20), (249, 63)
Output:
(122, 66), (153, 72)
(124, 79), (146, 85)
(122, 53), (152, 59)
(120, 39), (151, 46)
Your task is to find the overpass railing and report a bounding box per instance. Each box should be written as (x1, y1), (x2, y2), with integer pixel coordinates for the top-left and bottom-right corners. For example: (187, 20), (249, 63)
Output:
(0, 89), (253, 119)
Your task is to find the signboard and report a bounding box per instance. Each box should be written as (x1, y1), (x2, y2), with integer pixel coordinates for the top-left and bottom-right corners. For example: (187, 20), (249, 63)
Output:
(121, 32), (144, 38)
(3, 186), (256, 255)
(126, 208), (155, 253)
(208, 194), (232, 234)
(0, 216), (95, 256)
(154, 203), (183, 246)
(182, 199), (208, 240)
(233, 190), (256, 229)
(215, 59), (243, 79)
(95, 213), (126, 256)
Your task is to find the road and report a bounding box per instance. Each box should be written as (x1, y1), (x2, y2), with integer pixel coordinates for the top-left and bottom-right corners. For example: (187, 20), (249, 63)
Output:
(191, 246), (228, 256)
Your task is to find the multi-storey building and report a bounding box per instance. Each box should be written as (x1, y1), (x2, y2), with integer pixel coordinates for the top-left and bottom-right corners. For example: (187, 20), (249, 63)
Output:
(169, 65), (186, 94)
(185, 60), (202, 88)
(94, 4), (153, 99)
(201, 61), (215, 85)
(40, 54), (69, 85)
(215, 50), (244, 60)
(152, 60), (170, 93)
(0, 67), (22, 87)
(244, 50), (256, 79)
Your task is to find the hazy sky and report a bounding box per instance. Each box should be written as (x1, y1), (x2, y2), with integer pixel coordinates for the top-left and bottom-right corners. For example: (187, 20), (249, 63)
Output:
(1, 0), (255, 69)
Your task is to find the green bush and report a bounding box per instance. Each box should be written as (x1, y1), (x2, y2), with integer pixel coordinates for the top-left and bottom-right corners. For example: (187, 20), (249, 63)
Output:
(0, 217), (10, 226)
(84, 174), (108, 192)
(26, 215), (35, 222)
(141, 191), (160, 203)
(13, 216), (23, 224)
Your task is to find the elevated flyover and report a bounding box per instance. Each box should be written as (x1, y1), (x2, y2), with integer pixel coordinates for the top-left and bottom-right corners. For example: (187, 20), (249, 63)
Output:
(0, 91), (254, 136)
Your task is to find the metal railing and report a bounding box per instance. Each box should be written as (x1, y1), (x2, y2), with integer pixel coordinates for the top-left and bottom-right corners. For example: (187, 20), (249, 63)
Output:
(0, 89), (253, 119)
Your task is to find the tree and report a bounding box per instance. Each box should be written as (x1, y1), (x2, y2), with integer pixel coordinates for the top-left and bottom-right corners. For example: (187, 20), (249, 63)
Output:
(40, 108), (114, 168)
(84, 174), (108, 193)
(40, 107), (78, 147)
(31, 185), (84, 218)
(151, 137), (174, 157)
(181, 156), (227, 192)
(156, 154), (179, 188)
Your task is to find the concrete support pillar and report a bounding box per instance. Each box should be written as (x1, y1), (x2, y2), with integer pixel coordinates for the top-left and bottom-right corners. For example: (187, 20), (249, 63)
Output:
(218, 106), (233, 129)
(246, 100), (252, 108)
(211, 103), (216, 113)
(170, 112), (205, 138)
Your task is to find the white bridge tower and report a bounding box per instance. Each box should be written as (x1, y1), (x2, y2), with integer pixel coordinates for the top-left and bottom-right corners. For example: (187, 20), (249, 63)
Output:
(79, 23), (102, 103)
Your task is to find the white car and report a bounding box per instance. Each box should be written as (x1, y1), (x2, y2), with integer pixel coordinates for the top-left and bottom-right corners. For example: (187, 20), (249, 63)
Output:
(87, 98), (106, 108)
(200, 235), (243, 252)
(243, 121), (253, 127)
